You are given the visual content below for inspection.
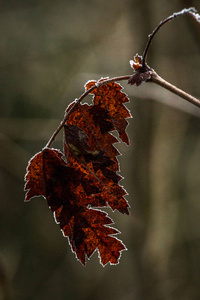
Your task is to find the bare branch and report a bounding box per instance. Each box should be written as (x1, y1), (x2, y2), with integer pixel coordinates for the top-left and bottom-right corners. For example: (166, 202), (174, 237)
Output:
(142, 7), (199, 66)
(150, 71), (200, 108)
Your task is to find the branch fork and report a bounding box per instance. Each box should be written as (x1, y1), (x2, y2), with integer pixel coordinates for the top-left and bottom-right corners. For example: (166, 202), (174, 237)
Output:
(46, 7), (200, 149)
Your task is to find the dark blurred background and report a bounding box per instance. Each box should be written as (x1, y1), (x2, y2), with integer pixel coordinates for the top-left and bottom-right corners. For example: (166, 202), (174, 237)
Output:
(1, 0), (200, 299)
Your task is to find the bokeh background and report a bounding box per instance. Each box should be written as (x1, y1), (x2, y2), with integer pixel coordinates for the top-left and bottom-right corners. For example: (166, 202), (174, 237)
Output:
(1, 0), (200, 299)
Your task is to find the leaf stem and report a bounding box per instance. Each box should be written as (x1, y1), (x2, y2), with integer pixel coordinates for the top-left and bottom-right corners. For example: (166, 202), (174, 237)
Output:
(45, 75), (131, 148)
(150, 70), (200, 108)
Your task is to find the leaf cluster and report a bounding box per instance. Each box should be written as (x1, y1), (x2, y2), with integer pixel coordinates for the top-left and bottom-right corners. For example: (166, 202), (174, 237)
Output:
(25, 79), (131, 266)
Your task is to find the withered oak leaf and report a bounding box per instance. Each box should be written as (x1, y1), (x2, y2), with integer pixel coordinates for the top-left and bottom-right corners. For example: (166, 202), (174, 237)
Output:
(85, 78), (131, 145)
(54, 203), (126, 266)
(25, 148), (101, 209)
(25, 148), (126, 266)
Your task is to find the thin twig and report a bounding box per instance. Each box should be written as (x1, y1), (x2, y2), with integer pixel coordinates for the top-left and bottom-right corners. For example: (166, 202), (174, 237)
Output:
(45, 75), (131, 148)
(150, 70), (200, 108)
(142, 7), (197, 67)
